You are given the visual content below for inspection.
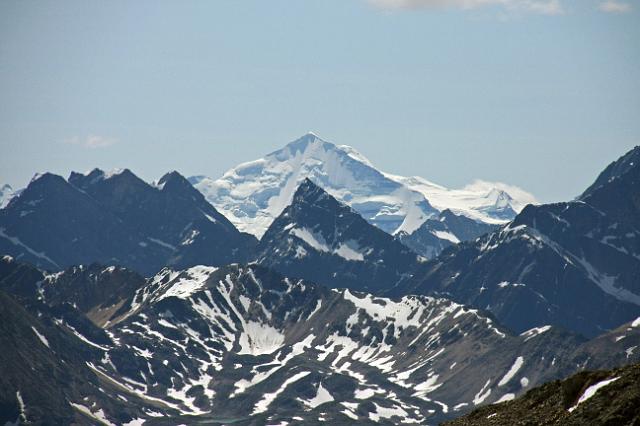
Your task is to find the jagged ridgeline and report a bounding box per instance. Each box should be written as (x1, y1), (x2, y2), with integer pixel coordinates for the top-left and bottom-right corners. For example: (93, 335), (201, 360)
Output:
(0, 169), (257, 275)
(0, 137), (639, 424)
(395, 146), (640, 338)
(1, 257), (639, 424)
(191, 133), (532, 256)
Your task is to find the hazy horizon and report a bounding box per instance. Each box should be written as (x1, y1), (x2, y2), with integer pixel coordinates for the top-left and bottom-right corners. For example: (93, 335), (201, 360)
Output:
(1, 0), (639, 203)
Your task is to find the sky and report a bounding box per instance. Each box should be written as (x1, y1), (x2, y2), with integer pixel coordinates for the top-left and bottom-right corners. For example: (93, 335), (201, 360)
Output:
(0, 0), (638, 203)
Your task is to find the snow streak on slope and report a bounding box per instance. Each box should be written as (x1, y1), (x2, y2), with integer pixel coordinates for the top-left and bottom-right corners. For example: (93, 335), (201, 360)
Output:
(4, 259), (640, 425)
(190, 133), (536, 238)
(65, 263), (582, 424)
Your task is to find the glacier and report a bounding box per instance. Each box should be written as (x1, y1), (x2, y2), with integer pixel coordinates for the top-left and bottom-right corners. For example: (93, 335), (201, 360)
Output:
(190, 133), (537, 239)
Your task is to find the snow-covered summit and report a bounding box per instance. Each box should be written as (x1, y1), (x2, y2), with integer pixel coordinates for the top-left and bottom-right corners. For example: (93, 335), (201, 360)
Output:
(190, 133), (537, 239)
(387, 175), (537, 225)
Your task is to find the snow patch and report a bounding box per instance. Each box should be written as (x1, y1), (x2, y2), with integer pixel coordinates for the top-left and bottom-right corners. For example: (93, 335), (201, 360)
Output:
(498, 356), (524, 387)
(0, 228), (60, 268)
(31, 326), (50, 348)
(568, 377), (620, 412)
(494, 393), (515, 403)
(473, 380), (492, 405)
(520, 325), (551, 341)
(253, 371), (311, 414)
(291, 228), (330, 253)
(301, 383), (334, 408)
(335, 241), (365, 261)
(70, 403), (116, 426)
(237, 321), (285, 356)
(433, 230), (460, 244)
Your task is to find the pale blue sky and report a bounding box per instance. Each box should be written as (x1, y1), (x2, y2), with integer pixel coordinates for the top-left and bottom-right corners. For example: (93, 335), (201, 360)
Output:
(0, 0), (638, 202)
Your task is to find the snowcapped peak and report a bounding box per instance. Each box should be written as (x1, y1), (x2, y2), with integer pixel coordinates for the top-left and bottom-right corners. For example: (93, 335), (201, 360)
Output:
(337, 144), (375, 168)
(271, 132), (333, 161)
(485, 188), (514, 209)
(103, 168), (128, 179)
(30, 172), (46, 183)
(84, 167), (105, 176)
(81, 168), (107, 182)
(191, 135), (536, 238)
(463, 180), (536, 210)
(70, 167), (129, 182)
(288, 131), (324, 147)
(191, 133), (432, 238)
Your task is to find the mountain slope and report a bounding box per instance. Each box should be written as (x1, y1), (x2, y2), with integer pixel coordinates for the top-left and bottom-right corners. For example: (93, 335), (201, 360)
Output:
(69, 168), (258, 270)
(0, 169), (257, 275)
(444, 362), (640, 426)
(581, 145), (640, 201)
(0, 255), (147, 328)
(0, 289), (150, 425)
(1, 258), (639, 425)
(190, 133), (535, 257)
(397, 209), (499, 259)
(395, 147), (640, 338)
(255, 179), (422, 294)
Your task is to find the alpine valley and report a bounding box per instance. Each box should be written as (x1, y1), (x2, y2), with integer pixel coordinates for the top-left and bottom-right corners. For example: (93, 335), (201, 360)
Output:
(1, 134), (639, 426)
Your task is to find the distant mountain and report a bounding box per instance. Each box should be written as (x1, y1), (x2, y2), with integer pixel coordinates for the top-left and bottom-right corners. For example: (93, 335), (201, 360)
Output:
(1, 257), (638, 425)
(190, 133), (535, 257)
(255, 179), (422, 294)
(0, 184), (14, 208)
(444, 362), (640, 426)
(395, 146), (640, 338)
(397, 209), (499, 259)
(385, 175), (535, 224)
(0, 169), (256, 275)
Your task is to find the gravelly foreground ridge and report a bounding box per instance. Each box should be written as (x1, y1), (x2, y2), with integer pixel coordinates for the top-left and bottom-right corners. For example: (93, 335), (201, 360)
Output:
(444, 362), (640, 426)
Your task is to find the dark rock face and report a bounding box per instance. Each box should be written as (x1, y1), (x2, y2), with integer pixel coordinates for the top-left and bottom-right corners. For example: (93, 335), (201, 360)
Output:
(255, 179), (422, 294)
(394, 147), (640, 338)
(0, 289), (147, 425)
(0, 169), (257, 275)
(397, 209), (499, 258)
(1, 258), (638, 425)
(444, 362), (640, 426)
(0, 257), (147, 328)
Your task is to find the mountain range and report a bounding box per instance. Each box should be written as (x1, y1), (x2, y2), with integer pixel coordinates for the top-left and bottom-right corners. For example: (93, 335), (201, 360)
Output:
(0, 169), (256, 276)
(1, 256), (638, 425)
(395, 146), (640, 338)
(190, 133), (535, 258)
(1, 134), (639, 424)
